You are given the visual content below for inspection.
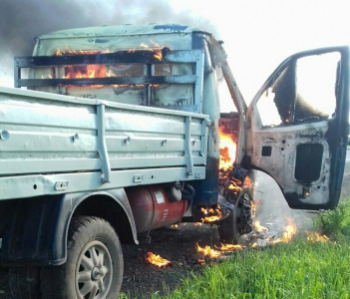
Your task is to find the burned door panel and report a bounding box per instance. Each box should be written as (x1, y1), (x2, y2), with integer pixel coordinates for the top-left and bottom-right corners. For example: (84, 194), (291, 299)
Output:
(248, 47), (349, 210)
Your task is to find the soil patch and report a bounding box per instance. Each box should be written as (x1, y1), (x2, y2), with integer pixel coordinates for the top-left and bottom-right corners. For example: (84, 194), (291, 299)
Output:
(121, 223), (220, 298)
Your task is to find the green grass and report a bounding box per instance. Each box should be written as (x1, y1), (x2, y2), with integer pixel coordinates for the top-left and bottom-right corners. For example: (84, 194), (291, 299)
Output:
(148, 240), (350, 299)
(131, 199), (350, 299)
(314, 200), (350, 238)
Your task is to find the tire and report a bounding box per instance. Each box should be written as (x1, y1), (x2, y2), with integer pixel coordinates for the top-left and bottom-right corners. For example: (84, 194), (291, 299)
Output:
(218, 190), (252, 244)
(41, 216), (123, 299)
(9, 267), (41, 299)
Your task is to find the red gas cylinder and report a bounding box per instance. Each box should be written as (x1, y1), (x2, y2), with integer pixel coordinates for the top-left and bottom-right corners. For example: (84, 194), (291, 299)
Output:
(126, 185), (188, 233)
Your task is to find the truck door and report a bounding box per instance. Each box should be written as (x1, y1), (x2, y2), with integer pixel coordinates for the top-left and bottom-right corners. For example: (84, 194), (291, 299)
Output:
(247, 47), (349, 210)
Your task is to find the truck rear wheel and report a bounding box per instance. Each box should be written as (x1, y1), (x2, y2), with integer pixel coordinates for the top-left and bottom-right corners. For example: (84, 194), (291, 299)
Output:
(41, 216), (123, 299)
(218, 190), (253, 244)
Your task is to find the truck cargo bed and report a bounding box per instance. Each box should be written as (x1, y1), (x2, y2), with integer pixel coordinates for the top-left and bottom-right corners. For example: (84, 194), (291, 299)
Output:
(0, 86), (209, 200)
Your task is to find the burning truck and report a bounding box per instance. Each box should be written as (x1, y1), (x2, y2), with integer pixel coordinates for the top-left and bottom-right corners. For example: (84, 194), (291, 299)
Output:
(0, 24), (348, 298)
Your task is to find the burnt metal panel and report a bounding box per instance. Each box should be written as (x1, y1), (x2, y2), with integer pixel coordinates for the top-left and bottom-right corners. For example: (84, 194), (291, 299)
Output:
(294, 143), (323, 182)
(15, 51), (168, 68)
(153, 24), (188, 31)
(14, 49), (204, 113)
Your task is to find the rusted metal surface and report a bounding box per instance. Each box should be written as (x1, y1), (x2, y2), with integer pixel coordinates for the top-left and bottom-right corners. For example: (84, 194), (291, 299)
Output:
(250, 122), (331, 205)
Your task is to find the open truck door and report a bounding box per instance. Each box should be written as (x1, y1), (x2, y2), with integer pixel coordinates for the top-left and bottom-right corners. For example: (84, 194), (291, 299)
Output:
(247, 47), (349, 210)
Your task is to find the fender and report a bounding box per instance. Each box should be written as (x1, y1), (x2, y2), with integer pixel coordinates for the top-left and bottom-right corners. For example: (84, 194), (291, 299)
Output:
(0, 188), (138, 266)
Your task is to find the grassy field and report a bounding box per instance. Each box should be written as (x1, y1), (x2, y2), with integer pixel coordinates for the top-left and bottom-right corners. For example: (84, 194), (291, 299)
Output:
(131, 200), (350, 299)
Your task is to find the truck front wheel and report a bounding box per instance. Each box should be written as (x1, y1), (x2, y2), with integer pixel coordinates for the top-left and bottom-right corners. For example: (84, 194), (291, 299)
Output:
(41, 216), (123, 299)
(218, 190), (253, 244)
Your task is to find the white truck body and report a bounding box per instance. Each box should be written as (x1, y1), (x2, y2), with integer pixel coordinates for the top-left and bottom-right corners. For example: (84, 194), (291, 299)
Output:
(0, 86), (208, 200)
(0, 24), (348, 299)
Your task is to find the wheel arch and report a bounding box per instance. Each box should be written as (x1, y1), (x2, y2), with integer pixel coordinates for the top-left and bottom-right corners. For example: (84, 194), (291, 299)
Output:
(0, 188), (138, 266)
(69, 190), (138, 245)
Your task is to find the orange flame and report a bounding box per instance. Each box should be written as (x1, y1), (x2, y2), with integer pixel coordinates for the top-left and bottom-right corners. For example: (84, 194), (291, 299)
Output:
(251, 227), (334, 248)
(251, 200), (261, 219)
(271, 218), (297, 244)
(54, 48), (109, 87)
(215, 243), (245, 251)
(145, 252), (171, 268)
(198, 259), (206, 265)
(200, 206), (223, 223)
(140, 41), (163, 60)
(253, 221), (269, 233)
(243, 176), (254, 190)
(55, 47), (109, 56)
(153, 49), (163, 60)
(219, 126), (236, 170)
(305, 231), (331, 243)
(196, 243), (221, 258)
(63, 64), (107, 79)
(227, 181), (242, 193)
(251, 201), (257, 218)
(251, 242), (258, 248)
(51, 44), (164, 88)
(150, 40), (163, 60)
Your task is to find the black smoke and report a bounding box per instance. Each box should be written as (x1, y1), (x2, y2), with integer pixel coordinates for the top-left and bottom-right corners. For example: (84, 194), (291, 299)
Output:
(0, 0), (217, 86)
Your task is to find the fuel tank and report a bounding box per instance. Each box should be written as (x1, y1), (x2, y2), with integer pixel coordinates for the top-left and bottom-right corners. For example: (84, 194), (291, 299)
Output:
(126, 185), (188, 233)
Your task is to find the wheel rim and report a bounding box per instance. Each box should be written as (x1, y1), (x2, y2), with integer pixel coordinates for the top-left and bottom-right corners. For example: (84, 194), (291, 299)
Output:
(75, 240), (113, 299)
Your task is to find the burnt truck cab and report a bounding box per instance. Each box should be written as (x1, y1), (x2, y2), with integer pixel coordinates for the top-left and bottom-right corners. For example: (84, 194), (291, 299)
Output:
(5, 24), (349, 298)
